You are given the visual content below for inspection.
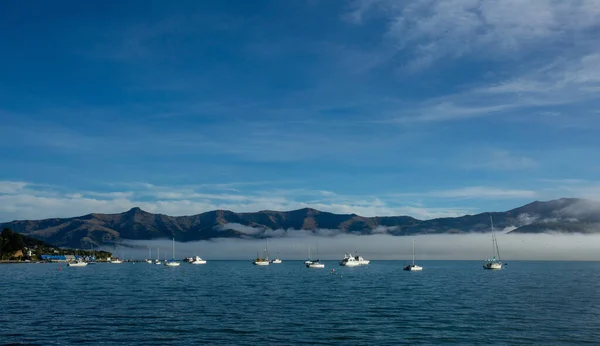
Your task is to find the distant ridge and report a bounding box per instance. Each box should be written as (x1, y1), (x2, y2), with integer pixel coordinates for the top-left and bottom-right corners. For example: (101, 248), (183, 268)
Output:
(1, 198), (599, 248)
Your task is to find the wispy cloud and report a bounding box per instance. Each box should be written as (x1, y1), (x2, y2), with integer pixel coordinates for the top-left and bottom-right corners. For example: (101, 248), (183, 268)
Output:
(0, 180), (475, 222)
(346, 0), (600, 70)
(395, 186), (538, 200)
(462, 149), (539, 171)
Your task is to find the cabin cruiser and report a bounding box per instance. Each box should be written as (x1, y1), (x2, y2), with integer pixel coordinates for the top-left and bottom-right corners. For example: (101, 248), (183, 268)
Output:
(339, 253), (370, 267)
(270, 258), (282, 264)
(67, 259), (88, 267)
(188, 256), (207, 264)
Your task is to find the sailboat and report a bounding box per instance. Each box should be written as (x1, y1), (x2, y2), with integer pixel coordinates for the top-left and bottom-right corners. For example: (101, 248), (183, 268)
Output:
(253, 241), (270, 266)
(165, 238), (180, 266)
(155, 248), (161, 265)
(403, 238), (422, 271)
(306, 244), (325, 268)
(146, 247), (153, 264)
(483, 215), (502, 270)
(88, 243), (97, 264)
(110, 250), (123, 264)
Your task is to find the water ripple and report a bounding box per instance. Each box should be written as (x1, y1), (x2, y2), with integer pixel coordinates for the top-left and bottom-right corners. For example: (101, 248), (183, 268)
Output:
(2, 261), (600, 344)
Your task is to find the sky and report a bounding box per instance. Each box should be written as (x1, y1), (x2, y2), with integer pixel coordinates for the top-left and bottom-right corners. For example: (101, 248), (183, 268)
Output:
(1, 0), (600, 222)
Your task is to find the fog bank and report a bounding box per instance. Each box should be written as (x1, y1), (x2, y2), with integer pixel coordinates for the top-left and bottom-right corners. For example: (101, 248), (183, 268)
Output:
(110, 233), (600, 261)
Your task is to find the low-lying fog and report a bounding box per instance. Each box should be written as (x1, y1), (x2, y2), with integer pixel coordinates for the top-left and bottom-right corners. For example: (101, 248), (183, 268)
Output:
(112, 232), (600, 261)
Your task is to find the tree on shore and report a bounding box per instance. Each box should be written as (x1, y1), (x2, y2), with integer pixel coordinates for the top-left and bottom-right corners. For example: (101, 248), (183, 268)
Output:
(1, 228), (24, 260)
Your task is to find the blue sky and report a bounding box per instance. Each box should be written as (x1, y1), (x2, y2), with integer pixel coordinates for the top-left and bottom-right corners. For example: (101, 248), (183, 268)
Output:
(1, 0), (600, 221)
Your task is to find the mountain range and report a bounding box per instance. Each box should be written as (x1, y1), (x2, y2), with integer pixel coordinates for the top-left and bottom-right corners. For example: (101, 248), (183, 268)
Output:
(1, 198), (599, 248)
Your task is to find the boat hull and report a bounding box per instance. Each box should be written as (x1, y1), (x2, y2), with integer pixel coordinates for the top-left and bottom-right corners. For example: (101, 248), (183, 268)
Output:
(67, 262), (88, 267)
(165, 262), (180, 266)
(483, 262), (502, 270)
(403, 265), (422, 271)
(253, 261), (269, 266)
(190, 260), (207, 264)
(306, 262), (325, 268)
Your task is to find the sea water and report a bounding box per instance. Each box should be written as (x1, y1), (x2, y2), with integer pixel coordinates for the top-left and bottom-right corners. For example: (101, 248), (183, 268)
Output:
(1, 261), (600, 345)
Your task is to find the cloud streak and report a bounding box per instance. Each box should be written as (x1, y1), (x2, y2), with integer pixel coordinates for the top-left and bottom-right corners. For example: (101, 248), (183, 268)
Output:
(0, 180), (480, 222)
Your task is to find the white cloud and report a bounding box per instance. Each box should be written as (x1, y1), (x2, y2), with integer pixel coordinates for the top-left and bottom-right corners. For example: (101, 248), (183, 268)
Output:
(216, 223), (264, 235)
(463, 149), (538, 171)
(396, 186), (537, 200)
(347, 0), (600, 69)
(0, 180), (474, 222)
(481, 53), (600, 104)
(0, 181), (28, 194)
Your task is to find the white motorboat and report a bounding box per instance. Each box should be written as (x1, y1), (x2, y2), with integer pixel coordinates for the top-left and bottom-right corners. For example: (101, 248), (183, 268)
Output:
(67, 260), (88, 267)
(270, 252), (282, 264)
(339, 253), (370, 267)
(164, 238), (180, 266)
(483, 215), (503, 270)
(189, 256), (207, 264)
(403, 238), (422, 271)
(110, 259), (123, 264)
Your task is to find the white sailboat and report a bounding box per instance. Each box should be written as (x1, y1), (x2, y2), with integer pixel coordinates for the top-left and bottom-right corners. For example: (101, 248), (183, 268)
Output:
(110, 249), (124, 263)
(146, 247), (152, 264)
(483, 215), (503, 270)
(253, 241), (270, 266)
(155, 248), (161, 265)
(306, 244), (325, 268)
(403, 238), (422, 271)
(165, 238), (180, 266)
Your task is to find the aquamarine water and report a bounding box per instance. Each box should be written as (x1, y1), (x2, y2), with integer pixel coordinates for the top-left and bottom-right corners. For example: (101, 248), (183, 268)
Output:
(2, 261), (600, 345)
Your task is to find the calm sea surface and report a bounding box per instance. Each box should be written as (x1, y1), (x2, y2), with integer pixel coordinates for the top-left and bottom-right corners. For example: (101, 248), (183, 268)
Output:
(2, 260), (600, 345)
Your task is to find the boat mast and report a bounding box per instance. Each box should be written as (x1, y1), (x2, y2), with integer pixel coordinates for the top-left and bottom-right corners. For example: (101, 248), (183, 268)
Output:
(490, 215), (501, 262)
(172, 238), (175, 260)
(265, 239), (269, 260)
(412, 237), (415, 265)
